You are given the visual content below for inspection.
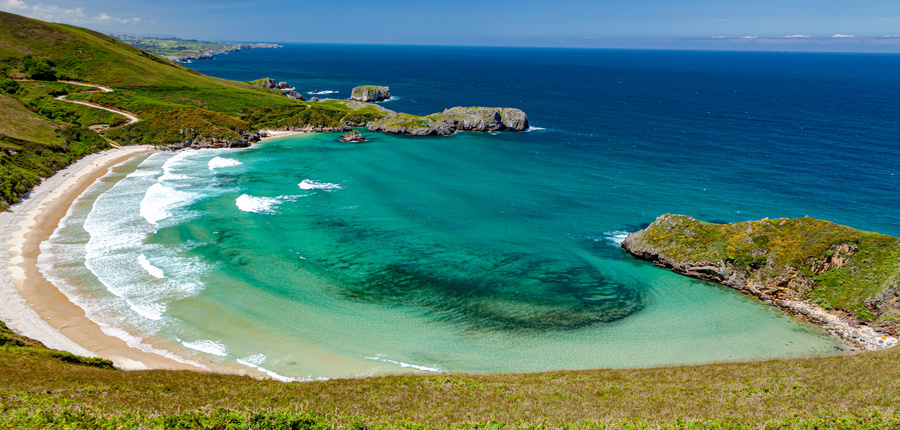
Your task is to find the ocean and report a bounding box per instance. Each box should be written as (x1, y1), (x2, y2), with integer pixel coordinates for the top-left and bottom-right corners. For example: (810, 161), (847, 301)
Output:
(39, 45), (900, 380)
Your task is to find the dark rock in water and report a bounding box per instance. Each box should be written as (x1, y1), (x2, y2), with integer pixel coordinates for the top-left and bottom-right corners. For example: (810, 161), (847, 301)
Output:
(284, 90), (305, 101)
(340, 130), (366, 142)
(351, 85), (390, 102)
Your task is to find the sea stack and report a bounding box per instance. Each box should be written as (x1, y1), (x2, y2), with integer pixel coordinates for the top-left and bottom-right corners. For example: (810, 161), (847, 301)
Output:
(351, 85), (390, 102)
(340, 130), (366, 142)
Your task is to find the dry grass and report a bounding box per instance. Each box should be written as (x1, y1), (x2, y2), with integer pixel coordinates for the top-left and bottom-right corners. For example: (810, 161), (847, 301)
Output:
(0, 93), (63, 146)
(3, 316), (900, 428)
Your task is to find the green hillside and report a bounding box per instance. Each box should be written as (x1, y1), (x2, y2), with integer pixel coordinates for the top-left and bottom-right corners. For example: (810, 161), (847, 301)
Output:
(0, 10), (391, 208)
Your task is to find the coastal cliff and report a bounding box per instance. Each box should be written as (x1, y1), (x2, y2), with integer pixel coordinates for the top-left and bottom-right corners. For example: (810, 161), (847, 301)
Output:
(351, 85), (390, 102)
(367, 107), (529, 136)
(621, 214), (900, 351)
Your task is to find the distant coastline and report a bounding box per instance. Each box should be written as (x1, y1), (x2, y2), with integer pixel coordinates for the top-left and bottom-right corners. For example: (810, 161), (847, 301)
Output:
(113, 35), (283, 63)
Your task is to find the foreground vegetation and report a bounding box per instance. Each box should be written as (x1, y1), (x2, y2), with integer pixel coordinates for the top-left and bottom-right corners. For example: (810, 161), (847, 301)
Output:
(2, 320), (900, 428)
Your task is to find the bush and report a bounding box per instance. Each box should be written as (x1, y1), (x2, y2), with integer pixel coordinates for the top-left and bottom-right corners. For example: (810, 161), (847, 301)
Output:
(21, 55), (56, 81)
(0, 78), (19, 94)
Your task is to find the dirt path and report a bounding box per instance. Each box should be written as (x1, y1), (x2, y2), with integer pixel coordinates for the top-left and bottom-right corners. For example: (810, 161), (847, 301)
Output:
(13, 79), (140, 127)
(52, 80), (139, 127)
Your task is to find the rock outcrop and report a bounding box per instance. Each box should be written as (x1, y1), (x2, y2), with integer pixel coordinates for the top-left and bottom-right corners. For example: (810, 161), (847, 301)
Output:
(441, 107), (529, 132)
(250, 78), (293, 90)
(340, 130), (366, 142)
(366, 107), (529, 136)
(351, 85), (390, 102)
(283, 90), (305, 101)
(621, 214), (900, 351)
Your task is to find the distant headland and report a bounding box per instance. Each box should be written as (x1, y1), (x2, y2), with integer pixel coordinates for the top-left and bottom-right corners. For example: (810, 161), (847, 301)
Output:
(113, 35), (283, 63)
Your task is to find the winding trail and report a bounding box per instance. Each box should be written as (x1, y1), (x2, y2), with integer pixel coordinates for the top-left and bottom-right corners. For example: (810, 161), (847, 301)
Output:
(52, 80), (140, 127)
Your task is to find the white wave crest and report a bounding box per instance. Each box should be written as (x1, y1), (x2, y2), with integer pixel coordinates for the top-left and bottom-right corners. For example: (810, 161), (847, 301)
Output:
(208, 156), (243, 170)
(365, 355), (442, 372)
(236, 355), (298, 382)
(138, 254), (165, 279)
(605, 231), (630, 245)
(236, 194), (280, 214)
(181, 339), (228, 357)
(140, 183), (197, 224)
(526, 126), (546, 132)
(127, 299), (165, 320)
(298, 179), (342, 190)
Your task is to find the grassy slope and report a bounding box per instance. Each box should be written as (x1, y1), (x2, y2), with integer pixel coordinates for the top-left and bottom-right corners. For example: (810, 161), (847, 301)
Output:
(0, 11), (392, 207)
(626, 215), (900, 325)
(1, 320), (899, 428)
(0, 92), (63, 145)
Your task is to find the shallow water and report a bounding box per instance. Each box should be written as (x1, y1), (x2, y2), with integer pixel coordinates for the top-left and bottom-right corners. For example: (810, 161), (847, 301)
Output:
(40, 46), (900, 380)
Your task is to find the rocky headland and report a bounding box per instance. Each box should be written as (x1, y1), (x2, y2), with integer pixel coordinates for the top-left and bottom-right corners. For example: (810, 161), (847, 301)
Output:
(351, 85), (391, 102)
(367, 106), (529, 136)
(621, 214), (900, 351)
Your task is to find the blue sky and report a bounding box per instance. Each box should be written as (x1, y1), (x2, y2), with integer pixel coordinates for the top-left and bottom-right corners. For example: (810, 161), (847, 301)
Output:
(2, 0), (900, 51)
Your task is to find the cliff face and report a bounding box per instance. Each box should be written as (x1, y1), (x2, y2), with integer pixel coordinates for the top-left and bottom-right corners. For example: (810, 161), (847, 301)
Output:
(367, 107), (529, 136)
(621, 214), (900, 351)
(351, 85), (391, 102)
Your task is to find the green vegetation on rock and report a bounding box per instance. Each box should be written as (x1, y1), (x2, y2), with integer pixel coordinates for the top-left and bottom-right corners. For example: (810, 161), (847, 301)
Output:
(622, 214), (900, 332)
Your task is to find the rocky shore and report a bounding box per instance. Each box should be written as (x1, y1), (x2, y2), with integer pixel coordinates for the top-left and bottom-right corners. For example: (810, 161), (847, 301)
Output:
(621, 214), (900, 351)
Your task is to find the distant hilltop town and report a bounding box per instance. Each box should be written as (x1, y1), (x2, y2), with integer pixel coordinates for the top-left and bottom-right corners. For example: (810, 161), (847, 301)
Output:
(113, 35), (282, 63)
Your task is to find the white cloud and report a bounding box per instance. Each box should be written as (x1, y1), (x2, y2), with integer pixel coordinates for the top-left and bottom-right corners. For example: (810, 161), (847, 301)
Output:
(882, 35), (900, 38)
(96, 12), (139, 24)
(831, 34), (855, 38)
(0, 0), (140, 25)
(2, 0), (28, 10)
(713, 35), (726, 39)
(740, 36), (758, 39)
(784, 34), (810, 38)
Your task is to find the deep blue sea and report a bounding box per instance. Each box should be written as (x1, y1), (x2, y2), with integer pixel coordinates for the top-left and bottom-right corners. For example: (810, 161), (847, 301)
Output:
(40, 45), (900, 380)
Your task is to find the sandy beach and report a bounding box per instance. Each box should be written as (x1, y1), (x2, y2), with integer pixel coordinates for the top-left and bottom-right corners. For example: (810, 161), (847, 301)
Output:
(0, 146), (209, 371)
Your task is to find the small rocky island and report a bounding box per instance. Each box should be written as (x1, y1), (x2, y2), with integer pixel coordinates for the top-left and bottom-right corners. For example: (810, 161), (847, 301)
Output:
(621, 214), (900, 351)
(351, 85), (391, 102)
(340, 130), (365, 142)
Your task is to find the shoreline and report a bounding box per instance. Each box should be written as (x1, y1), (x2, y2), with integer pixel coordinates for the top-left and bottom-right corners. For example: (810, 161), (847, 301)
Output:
(0, 145), (267, 375)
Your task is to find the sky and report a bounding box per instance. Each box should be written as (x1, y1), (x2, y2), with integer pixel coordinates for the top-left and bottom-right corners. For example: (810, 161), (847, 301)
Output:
(2, 0), (900, 51)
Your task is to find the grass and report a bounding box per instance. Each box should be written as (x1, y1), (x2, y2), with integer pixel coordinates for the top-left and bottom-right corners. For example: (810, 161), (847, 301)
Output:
(2, 319), (900, 428)
(0, 93), (63, 145)
(0, 11), (397, 206)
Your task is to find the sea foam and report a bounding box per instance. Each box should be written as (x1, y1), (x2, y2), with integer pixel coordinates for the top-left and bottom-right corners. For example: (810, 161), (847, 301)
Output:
(298, 179), (342, 190)
(365, 355), (442, 372)
(138, 254), (165, 279)
(181, 339), (228, 357)
(236, 194), (280, 214)
(140, 183), (197, 224)
(605, 231), (630, 245)
(208, 156), (243, 170)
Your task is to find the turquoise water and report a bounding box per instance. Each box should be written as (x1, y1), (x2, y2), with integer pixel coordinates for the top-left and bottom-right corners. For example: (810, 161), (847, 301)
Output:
(40, 46), (900, 380)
